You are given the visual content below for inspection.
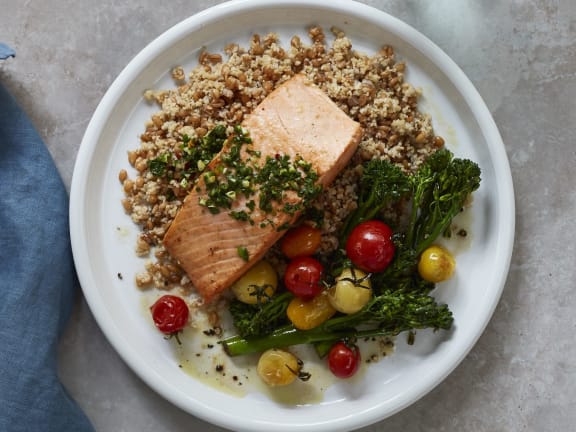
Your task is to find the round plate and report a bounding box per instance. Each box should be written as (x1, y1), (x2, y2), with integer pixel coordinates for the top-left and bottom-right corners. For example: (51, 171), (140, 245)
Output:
(70, 0), (515, 430)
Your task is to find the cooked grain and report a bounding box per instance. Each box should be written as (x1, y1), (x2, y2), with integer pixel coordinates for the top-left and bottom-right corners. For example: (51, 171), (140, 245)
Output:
(121, 27), (441, 292)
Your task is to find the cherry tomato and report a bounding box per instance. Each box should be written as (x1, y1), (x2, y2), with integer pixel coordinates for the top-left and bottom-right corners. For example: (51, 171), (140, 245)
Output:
(286, 292), (336, 330)
(327, 341), (361, 378)
(280, 225), (322, 258)
(257, 349), (302, 387)
(150, 295), (189, 335)
(231, 260), (278, 304)
(328, 268), (372, 314)
(345, 220), (395, 273)
(284, 256), (324, 298)
(418, 244), (456, 283)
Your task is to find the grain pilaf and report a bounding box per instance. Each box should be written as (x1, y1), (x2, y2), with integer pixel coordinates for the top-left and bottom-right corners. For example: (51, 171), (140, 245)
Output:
(119, 26), (444, 294)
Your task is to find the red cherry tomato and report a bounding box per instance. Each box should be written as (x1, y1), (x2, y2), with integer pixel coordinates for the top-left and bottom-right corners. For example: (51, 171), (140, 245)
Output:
(345, 220), (395, 273)
(284, 256), (324, 298)
(328, 341), (361, 378)
(280, 225), (322, 259)
(150, 295), (189, 335)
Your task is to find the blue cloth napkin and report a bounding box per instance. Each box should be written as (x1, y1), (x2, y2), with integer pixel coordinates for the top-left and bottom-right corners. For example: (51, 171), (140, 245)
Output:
(0, 48), (94, 432)
(0, 43), (15, 59)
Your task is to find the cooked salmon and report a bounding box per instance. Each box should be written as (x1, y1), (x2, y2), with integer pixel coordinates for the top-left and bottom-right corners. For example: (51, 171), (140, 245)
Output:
(163, 74), (362, 303)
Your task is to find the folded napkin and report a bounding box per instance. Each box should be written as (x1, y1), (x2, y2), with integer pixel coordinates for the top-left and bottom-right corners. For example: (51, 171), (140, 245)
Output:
(0, 48), (94, 432)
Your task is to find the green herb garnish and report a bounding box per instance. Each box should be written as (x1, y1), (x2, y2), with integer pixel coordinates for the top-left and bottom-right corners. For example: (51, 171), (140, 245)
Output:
(256, 154), (321, 215)
(236, 246), (250, 261)
(146, 125), (228, 185)
(148, 153), (169, 176)
(198, 126), (321, 224)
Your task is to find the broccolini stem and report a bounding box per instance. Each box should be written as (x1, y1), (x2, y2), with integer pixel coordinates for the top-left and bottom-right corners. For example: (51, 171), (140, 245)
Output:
(222, 289), (453, 356)
(415, 216), (452, 256)
(220, 324), (398, 357)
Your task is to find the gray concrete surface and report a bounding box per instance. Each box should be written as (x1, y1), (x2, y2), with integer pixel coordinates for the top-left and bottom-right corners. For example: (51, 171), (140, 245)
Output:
(1, 1), (574, 431)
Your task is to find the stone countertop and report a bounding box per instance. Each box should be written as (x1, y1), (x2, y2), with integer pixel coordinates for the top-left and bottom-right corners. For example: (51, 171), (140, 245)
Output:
(1, 0), (574, 430)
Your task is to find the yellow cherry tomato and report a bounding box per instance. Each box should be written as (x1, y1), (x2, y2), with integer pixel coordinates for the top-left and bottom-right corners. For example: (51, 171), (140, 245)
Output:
(418, 245), (456, 283)
(286, 292), (336, 330)
(328, 268), (372, 314)
(231, 260), (277, 304)
(257, 349), (301, 387)
(280, 225), (322, 258)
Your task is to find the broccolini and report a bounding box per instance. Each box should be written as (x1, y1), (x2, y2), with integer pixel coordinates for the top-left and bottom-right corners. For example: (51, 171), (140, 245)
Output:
(222, 289), (453, 356)
(224, 149), (481, 356)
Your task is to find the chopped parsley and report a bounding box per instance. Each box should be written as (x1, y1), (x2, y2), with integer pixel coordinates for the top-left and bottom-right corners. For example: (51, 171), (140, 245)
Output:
(147, 124), (321, 226)
(197, 126), (322, 225)
(256, 154), (320, 215)
(237, 246), (250, 261)
(148, 153), (169, 176)
(146, 124), (228, 190)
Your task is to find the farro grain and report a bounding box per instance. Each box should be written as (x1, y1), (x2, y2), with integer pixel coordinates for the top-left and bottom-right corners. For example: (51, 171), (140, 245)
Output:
(121, 27), (443, 293)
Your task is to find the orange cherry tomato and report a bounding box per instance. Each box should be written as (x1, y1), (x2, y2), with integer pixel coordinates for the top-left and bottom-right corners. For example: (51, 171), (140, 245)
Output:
(280, 225), (322, 258)
(286, 292), (336, 330)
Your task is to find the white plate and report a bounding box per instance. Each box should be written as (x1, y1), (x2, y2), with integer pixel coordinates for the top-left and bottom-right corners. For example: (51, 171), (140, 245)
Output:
(70, 1), (515, 430)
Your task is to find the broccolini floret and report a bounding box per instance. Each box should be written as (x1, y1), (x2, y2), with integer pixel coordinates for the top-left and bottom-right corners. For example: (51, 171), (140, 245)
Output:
(228, 292), (292, 338)
(381, 149), (481, 288)
(407, 148), (481, 255)
(339, 158), (411, 245)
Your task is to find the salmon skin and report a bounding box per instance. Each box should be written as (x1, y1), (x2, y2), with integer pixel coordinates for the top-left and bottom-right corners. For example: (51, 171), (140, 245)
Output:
(163, 74), (362, 303)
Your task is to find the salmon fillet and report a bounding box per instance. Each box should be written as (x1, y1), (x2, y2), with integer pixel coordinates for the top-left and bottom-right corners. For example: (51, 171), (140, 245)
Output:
(163, 74), (362, 303)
